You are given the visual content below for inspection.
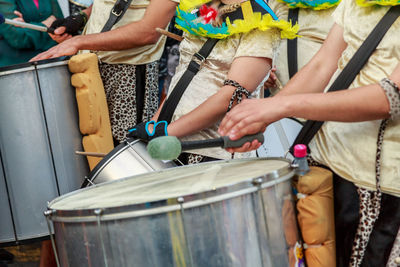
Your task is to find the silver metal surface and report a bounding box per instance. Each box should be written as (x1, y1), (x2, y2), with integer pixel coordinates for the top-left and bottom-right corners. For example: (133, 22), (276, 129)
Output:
(48, 159), (300, 267)
(87, 139), (176, 185)
(0, 60), (89, 243)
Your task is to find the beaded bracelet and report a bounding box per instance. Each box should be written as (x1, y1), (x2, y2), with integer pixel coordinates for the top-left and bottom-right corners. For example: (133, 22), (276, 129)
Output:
(379, 78), (400, 120)
(224, 79), (251, 112)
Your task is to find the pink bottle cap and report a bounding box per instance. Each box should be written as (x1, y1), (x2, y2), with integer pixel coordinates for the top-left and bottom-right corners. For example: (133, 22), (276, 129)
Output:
(294, 144), (307, 158)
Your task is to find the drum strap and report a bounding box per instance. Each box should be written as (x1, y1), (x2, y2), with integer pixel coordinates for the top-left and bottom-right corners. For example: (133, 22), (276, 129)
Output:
(289, 5), (400, 155)
(287, 8), (299, 79)
(157, 38), (220, 123)
(101, 0), (134, 33)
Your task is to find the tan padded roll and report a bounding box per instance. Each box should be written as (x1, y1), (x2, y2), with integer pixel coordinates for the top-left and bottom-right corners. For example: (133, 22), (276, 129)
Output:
(296, 166), (336, 267)
(68, 53), (114, 170)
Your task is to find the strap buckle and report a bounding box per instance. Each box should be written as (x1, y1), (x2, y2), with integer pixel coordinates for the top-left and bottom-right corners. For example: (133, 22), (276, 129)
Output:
(191, 52), (206, 69)
(111, 0), (129, 17)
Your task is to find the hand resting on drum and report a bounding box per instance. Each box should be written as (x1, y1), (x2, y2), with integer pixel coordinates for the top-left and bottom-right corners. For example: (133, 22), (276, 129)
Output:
(147, 133), (264, 160)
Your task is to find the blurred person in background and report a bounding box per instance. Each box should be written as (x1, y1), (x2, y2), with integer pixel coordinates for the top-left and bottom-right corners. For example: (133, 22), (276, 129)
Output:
(0, 0), (63, 67)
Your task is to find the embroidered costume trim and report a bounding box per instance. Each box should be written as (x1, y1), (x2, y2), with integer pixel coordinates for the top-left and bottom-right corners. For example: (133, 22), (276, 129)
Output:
(176, 0), (299, 39)
(277, 0), (340, 10)
(356, 0), (400, 7)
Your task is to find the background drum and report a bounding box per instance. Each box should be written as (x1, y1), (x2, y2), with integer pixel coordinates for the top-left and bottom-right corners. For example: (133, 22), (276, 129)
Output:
(257, 118), (303, 159)
(46, 158), (302, 267)
(0, 58), (89, 244)
(82, 138), (176, 187)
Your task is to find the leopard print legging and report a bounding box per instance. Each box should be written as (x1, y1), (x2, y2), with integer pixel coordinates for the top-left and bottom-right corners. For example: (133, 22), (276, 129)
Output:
(99, 62), (159, 142)
(349, 119), (387, 267)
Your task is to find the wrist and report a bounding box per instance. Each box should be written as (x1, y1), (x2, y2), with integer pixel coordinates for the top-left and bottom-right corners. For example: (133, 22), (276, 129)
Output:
(70, 35), (84, 50)
(275, 94), (295, 118)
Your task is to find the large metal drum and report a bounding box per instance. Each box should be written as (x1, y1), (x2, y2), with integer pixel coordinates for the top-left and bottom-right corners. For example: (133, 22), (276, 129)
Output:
(46, 158), (303, 267)
(82, 138), (176, 187)
(0, 58), (89, 244)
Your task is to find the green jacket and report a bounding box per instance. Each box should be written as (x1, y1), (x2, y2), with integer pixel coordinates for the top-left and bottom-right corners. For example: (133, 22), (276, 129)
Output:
(0, 0), (63, 67)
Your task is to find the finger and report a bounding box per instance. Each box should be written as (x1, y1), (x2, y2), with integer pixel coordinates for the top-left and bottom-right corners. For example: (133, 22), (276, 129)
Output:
(228, 122), (265, 140)
(219, 106), (253, 136)
(228, 142), (251, 153)
(30, 50), (52, 61)
(54, 26), (66, 35)
(13, 10), (23, 18)
(219, 110), (245, 136)
(225, 140), (261, 153)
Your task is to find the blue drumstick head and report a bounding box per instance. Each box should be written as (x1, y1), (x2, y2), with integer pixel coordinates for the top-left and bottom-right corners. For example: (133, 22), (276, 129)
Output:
(147, 136), (182, 160)
(0, 14), (5, 24)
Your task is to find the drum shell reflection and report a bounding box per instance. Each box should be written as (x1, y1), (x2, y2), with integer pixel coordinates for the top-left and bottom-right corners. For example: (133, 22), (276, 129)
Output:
(0, 58), (89, 244)
(47, 159), (300, 267)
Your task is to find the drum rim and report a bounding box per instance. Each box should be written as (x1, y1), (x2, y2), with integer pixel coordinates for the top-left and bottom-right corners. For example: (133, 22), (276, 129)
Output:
(0, 56), (70, 74)
(47, 158), (295, 222)
(84, 138), (142, 186)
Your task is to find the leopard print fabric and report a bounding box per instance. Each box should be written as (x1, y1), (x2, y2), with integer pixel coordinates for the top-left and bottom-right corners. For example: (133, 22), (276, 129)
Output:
(349, 119), (388, 267)
(386, 228), (400, 266)
(99, 62), (159, 142)
(187, 154), (205, 165)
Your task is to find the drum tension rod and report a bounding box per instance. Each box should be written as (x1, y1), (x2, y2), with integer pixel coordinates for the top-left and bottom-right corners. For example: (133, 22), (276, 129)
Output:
(44, 210), (61, 267)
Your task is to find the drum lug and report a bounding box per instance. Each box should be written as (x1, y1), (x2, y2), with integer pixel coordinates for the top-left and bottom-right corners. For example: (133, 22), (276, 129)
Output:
(44, 209), (55, 217)
(177, 196), (185, 203)
(252, 178), (263, 186)
(94, 208), (104, 216)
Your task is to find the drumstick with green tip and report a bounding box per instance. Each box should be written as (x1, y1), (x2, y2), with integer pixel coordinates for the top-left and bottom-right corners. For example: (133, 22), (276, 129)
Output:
(147, 133), (264, 160)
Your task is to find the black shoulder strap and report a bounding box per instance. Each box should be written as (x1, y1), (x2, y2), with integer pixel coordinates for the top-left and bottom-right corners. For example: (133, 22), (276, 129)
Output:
(289, 5), (400, 154)
(287, 8), (299, 79)
(157, 0), (277, 123)
(101, 0), (133, 33)
(157, 38), (219, 123)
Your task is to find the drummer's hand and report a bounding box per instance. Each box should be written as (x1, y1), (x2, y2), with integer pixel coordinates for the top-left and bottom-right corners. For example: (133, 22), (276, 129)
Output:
(12, 11), (25, 23)
(219, 97), (285, 144)
(225, 139), (263, 153)
(30, 37), (80, 61)
(127, 121), (168, 142)
(49, 28), (72, 43)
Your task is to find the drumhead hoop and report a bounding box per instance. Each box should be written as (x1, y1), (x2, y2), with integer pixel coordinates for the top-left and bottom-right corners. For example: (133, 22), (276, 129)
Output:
(0, 56), (70, 75)
(83, 138), (142, 187)
(48, 158), (294, 221)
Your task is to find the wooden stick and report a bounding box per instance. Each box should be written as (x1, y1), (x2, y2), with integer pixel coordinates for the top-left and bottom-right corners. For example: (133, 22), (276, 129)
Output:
(75, 151), (107, 158)
(156, 27), (183, 42)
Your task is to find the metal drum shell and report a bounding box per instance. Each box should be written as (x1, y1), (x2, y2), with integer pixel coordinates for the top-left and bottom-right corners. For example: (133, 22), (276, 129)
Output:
(84, 138), (176, 187)
(0, 58), (89, 244)
(47, 158), (299, 267)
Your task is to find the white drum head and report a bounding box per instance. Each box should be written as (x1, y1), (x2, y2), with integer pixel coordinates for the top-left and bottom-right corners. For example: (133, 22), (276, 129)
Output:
(257, 118), (303, 159)
(49, 158), (291, 211)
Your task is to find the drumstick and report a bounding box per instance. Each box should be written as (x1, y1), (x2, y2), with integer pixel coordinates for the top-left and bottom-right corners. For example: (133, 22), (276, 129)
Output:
(147, 133), (264, 160)
(0, 13), (55, 33)
(155, 27), (183, 42)
(75, 151), (106, 158)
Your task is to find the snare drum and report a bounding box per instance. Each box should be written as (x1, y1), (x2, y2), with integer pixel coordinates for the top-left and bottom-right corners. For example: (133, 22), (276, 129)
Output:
(82, 138), (176, 187)
(0, 58), (89, 244)
(46, 158), (303, 267)
(257, 118), (303, 159)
